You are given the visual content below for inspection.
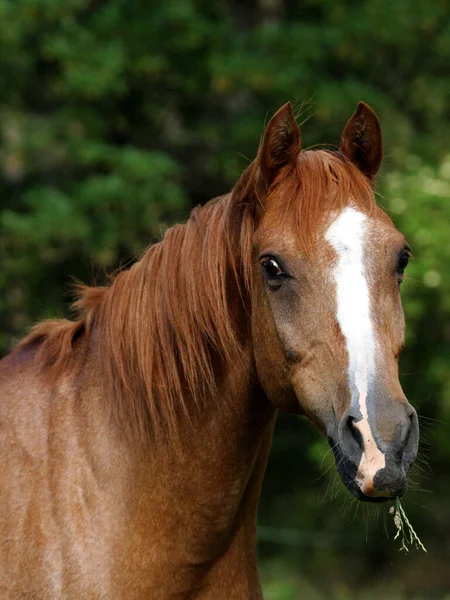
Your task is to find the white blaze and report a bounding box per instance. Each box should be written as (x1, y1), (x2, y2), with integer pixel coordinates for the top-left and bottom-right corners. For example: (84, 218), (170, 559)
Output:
(325, 207), (385, 491)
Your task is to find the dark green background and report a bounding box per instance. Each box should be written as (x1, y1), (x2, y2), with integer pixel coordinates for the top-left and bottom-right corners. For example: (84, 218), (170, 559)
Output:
(1, 1), (449, 597)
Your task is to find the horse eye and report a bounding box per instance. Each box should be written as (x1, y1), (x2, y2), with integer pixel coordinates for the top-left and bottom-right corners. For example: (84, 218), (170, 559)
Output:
(397, 250), (410, 274)
(261, 257), (286, 281)
(397, 250), (410, 283)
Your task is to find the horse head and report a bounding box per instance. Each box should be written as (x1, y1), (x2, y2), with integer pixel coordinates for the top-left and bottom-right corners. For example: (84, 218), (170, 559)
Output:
(245, 102), (418, 501)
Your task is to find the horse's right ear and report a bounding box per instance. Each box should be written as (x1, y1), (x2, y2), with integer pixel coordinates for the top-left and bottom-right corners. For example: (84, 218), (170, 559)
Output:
(258, 102), (301, 188)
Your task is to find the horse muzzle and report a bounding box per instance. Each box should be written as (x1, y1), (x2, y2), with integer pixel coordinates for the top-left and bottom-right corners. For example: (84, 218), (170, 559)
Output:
(329, 402), (419, 502)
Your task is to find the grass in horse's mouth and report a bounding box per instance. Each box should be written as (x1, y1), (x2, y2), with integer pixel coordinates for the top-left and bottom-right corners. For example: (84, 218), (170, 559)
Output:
(391, 497), (427, 553)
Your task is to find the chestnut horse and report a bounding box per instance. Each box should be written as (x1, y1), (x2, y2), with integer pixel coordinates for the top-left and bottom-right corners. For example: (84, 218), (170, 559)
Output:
(0, 102), (418, 599)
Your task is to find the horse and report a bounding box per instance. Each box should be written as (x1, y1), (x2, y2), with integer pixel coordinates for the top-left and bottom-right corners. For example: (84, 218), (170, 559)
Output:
(0, 101), (418, 599)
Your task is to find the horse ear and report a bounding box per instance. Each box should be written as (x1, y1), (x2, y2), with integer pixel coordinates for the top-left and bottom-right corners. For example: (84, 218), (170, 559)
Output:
(258, 102), (301, 187)
(340, 102), (383, 181)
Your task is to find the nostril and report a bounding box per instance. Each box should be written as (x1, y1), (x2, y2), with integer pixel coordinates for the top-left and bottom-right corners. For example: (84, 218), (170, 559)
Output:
(346, 416), (364, 452)
(402, 413), (415, 449)
(397, 408), (418, 463)
(339, 411), (366, 458)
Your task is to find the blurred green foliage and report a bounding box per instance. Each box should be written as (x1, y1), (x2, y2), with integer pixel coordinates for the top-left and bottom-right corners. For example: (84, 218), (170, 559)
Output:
(1, 0), (449, 597)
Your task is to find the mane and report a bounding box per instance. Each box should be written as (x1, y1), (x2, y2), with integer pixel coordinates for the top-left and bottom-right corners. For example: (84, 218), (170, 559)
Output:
(16, 193), (256, 443)
(14, 148), (376, 443)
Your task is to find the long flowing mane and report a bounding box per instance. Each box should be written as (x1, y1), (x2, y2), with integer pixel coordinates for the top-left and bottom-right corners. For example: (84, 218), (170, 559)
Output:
(14, 150), (375, 442)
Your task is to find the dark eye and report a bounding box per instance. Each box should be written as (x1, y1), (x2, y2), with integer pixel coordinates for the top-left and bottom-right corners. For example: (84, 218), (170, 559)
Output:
(260, 257), (286, 286)
(397, 249), (411, 280)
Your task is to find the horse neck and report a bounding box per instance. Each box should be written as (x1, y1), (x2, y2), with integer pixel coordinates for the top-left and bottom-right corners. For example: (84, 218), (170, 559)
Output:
(79, 283), (276, 580)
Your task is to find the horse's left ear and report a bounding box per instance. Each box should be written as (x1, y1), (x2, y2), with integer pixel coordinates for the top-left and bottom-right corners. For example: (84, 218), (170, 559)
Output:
(258, 102), (301, 188)
(340, 102), (383, 182)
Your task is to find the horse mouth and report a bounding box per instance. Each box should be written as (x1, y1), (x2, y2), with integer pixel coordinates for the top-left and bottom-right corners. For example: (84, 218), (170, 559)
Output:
(328, 438), (403, 503)
(343, 480), (393, 503)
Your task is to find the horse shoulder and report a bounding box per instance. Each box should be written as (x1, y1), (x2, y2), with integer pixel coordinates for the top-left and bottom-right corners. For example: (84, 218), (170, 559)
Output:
(0, 345), (126, 598)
